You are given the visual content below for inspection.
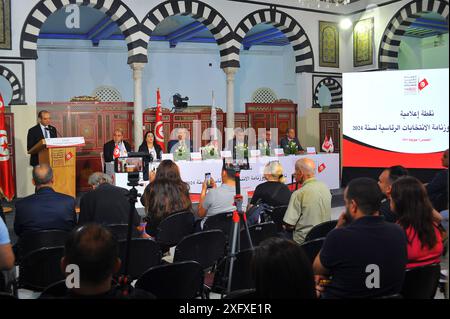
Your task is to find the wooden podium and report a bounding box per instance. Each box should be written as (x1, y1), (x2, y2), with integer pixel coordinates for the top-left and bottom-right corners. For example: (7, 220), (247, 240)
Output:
(28, 137), (85, 198)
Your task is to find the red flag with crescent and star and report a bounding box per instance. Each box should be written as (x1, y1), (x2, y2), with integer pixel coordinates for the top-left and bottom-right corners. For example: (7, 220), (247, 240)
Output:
(155, 88), (165, 152)
(0, 93), (15, 201)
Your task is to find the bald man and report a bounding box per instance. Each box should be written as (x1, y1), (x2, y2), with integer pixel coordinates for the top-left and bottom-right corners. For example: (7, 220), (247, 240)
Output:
(14, 164), (77, 237)
(283, 158), (331, 244)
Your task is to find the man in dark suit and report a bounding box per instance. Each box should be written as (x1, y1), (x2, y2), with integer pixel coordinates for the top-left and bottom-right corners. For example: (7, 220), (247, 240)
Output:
(27, 110), (58, 166)
(78, 172), (140, 231)
(14, 164), (77, 237)
(103, 129), (132, 163)
(280, 128), (304, 154)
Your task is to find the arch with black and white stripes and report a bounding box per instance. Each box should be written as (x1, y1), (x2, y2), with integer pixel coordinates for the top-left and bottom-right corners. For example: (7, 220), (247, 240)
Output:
(20, 0), (147, 64)
(0, 65), (24, 104)
(235, 9), (314, 73)
(142, 0), (239, 69)
(379, 0), (449, 69)
(313, 77), (342, 108)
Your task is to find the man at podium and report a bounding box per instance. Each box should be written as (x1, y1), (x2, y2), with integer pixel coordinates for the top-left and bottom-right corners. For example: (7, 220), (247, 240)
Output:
(27, 110), (58, 166)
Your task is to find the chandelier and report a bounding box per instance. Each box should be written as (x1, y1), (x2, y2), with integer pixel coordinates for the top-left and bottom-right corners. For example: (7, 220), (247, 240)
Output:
(298, 0), (351, 8)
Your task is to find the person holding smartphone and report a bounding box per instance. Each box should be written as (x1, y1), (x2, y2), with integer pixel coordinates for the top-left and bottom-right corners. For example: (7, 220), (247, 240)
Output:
(197, 165), (249, 229)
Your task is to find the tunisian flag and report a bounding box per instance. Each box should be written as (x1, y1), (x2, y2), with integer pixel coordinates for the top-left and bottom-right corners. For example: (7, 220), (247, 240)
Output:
(321, 135), (334, 153)
(154, 88), (165, 152)
(0, 93), (15, 201)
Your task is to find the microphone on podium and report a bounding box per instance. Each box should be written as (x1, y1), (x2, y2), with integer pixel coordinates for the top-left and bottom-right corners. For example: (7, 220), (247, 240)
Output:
(45, 125), (62, 138)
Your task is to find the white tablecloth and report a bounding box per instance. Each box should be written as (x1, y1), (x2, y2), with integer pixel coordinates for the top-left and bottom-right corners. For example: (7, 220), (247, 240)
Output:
(113, 153), (340, 208)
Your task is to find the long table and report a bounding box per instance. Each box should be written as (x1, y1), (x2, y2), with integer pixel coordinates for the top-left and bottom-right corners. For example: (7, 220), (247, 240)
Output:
(114, 153), (340, 208)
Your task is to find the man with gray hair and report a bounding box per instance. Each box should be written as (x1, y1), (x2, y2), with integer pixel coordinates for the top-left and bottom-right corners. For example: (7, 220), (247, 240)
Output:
(14, 164), (77, 237)
(78, 172), (141, 232)
(283, 158), (331, 244)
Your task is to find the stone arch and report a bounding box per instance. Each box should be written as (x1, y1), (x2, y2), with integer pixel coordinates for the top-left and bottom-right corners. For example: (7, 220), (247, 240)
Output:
(142, 0), (239, 69)
(20, 0), (147, 64)
(235, 9), (314, 73)
(379, 0), (449, 69)
(313, 77), (342, 108)
(0, 65), (24, 104)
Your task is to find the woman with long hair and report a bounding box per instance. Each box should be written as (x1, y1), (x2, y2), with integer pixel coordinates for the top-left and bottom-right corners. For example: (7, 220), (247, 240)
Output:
(139, 131), (163, 181)
(141, 160), (192, 237)
(390, 176), (443, 269)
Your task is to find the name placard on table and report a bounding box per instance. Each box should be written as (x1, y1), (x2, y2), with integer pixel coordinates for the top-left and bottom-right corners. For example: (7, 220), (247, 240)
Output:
(45, 137), (86, 148)
(161, 153), (174, 161)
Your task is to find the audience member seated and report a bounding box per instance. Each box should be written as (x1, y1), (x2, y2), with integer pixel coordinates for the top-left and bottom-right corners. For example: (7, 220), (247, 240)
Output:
(168, 128), (193, 154)
(283, 158), (331, 244)
(103, 128), (131, 164)
(426, 149), (449, 212)
(14, 164), (77, 237)
(252, 237), (316, 299)
(78, 173), (141, 234)
(280, 128), (304, 155)
(141, 160), (193, 237)
(198, 164), (249, 228)
(0, 198), (4, 224)
(441, 209), (449, 233)
(0, 217), (14, 271)
(390, 176), (444, 269)
(249, 161), (291, 208)
(313, 177), (407, 299)
(377, 165), (409, 223)
(40, 224), (154, 299)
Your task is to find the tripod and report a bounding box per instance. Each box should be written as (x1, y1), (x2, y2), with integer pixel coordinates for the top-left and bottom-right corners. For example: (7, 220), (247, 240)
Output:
(224, 167), (253, 294)
(118, 177), (140, 296)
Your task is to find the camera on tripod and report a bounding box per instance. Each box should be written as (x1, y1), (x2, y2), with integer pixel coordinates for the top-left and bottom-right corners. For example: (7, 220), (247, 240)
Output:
(114, 152), (153, 186)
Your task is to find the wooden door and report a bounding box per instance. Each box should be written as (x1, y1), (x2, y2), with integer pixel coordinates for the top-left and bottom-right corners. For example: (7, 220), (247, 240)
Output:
(319, 112), (340, 152)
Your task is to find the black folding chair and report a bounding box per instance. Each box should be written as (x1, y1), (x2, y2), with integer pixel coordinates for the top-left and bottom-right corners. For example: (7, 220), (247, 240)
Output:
(16, 230), (70, 260)
(118, 238), (161, 279)
(173, 230), (226, 270)
(39, 280), (67, 298)
(19, 246), (65, 291)
(0, 292), (16, 299)
(223, 288), (257, 299)
(212, 248), (254, 294)
(203, 212), (234, 242)
(240, 222), (277, 250)
(267, 206), (288, 233)
(135, 261), (203, 299)
(105, 224), (129, 241)
(155, 211), (195, 248)
(304, 220), (338, 242)
(300, 238), (325, 264)
(401, 263), (441, 299)
(40, 279), (119, 298)
(228, 248), (255, 292)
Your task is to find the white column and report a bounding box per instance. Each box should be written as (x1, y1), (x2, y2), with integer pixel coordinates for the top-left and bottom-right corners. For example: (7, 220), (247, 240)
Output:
(296, 72), (313, 148)
(130, 62), (145, 150)
(223, 67), (238, 143)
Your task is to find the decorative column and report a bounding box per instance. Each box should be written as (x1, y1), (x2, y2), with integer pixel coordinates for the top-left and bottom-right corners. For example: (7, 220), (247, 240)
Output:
(130, 62), (145, 150)
(223, 67), (238, 143)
